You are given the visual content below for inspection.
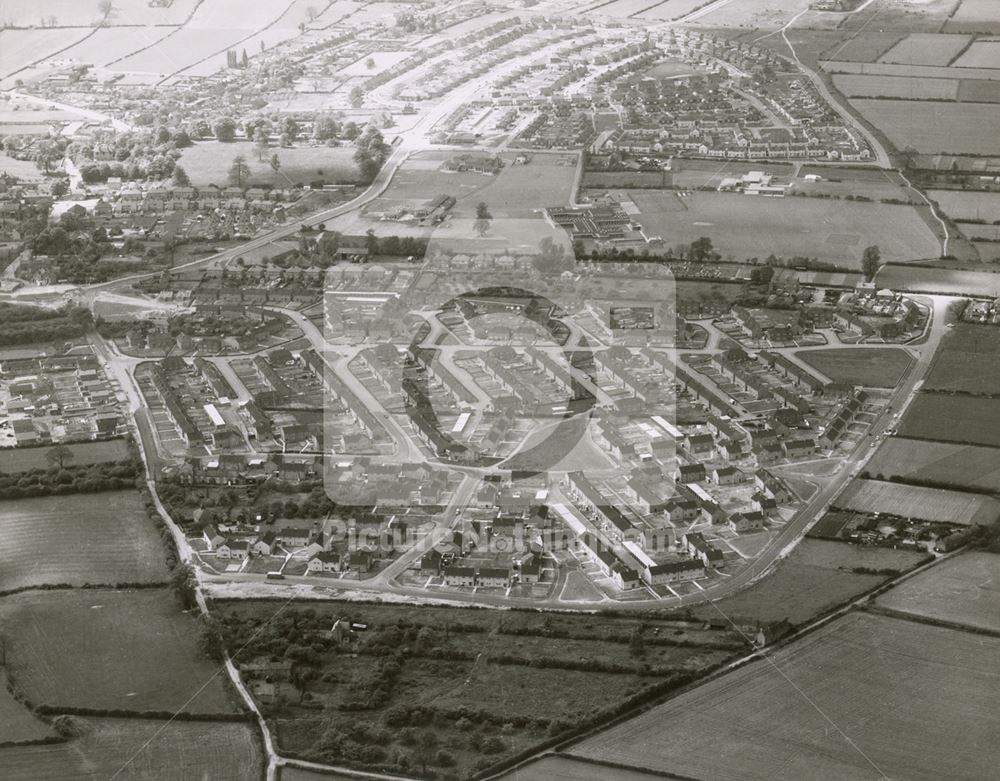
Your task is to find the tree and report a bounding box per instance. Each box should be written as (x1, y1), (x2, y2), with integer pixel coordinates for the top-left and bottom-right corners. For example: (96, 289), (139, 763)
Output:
(172, 129), (192, 148)
(349, 86), (365, 108)
(306, 5), (318, 21)
(473, 202), (492, 237)
(228, 155), (251, 187)
(282, 117), (300, 141)
(689, 236), (715, 262)
(269, 153), (282, 177)
(96, 0), (114, 25)
(365, 56), (376, 70)
(861, 245), (881, 281)
(213, 117), (237, 142)
(46, 443), (74, 469)
(172, 164), (191, 186)
(240, 49), (249, 68)
(253, 127), (269, 161)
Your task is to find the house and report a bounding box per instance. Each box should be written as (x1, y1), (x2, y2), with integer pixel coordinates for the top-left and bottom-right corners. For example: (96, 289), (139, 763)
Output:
(755, 469), (794, 503)
(712, 466), (744, 486)
(782, 438), (815, 459)
(728, 511), (766, 533)
(420, 548), (445, 576)
(754, 441), (785, 465)
(276, 527), (312, 547)
(675, 463), (706, 483)
(216, 539), (250, 560)
(610, 561), (641, 590)
(518, 556), (542, 584)
(751, 492), (779, 516)
(664, 498), (700, 524)
(642, 559), (705, 585)
(477, 567), (510, 589)
(682, 532), (725, 568)
(349, 547), (374, 573)
(686, 433), (716, 455)
(250, 531), (277, 556)
(306, 551), (342, 573)
(443, 565), (476, 587)
(202, 524), (226, 549)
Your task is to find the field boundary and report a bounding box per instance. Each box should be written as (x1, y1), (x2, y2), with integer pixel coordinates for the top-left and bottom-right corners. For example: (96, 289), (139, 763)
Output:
(863, 603), (1000, 640)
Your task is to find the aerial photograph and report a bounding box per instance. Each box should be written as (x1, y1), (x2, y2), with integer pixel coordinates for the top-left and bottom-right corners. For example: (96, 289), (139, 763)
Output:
(0, 0), (998, 779)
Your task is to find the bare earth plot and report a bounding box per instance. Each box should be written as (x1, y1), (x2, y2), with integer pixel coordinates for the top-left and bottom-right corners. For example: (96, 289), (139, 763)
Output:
(866, 436), (1000, 490)
(878, 33), (972, 66)
(849, 99), (1000, 155)
(569, 611), (1000, 781)
(875, 551), (1000, 632)
(630, 192), (938, 268)
(794, 347), (913, 388)
(900, 393), (1000, 446)
(0, 718), (262, 781)
(0, 491), (169, 593)
(835, 477), (1000, 525)
(0, 588), (236, 713)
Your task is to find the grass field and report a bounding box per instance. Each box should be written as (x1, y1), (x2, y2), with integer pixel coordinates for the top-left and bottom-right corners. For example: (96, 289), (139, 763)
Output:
(60, 26), (180, 69)
(927, 189), (1000, 221)
(0, 439), (129, 472)
(789, 538), (928, 572)
(0, 491), (169, 593)
(878, 33), (972, 66)
(952, 40), (1000, 69)
(850, 99), (1000, 155)
(900, 393), (1000, 447)
(0, 589), (236, 714)
(824, 60), (1000, 80)
(0, 671), (51, 744)
(0, 718), (262, 781)
(836, 477), (1000, 525)
(866, 436), (1000, 490)
(177, 140), (359, 187)
(925, 324), (1000, 394)
(959, 221), (1000, 240)
(832, 73), (960, 100)
(957, 78), (1000, 102)
(497, 755), (662, 781)
(690, 539), (889, 625)
(946, 0), (1000, 33)
(876, 551), (1000, 632)
(0, 28), (92, 79)
(690, 0), (813, 28)
(877, 264), (1000, 297)
(628, 191), (939, 268)
(0, 0), (199, 27)
(570, 611), (1000, 781)
(795, 347), (912, 388)
(635, 0), (721, 20)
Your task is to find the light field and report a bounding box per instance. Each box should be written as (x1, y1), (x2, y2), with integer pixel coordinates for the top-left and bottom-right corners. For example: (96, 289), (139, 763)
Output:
(628, 191), (939, 268)
(836, 477), (1000, 525)
(876, 551), (1000, 632)
(60, 26), (179, 68)
(877, 265), (1000, 298)
(636, 0), (720, 21)
(866, 437), (1000, 491)
(0, 28), (92, 79)
(690, 0), (814, 28)
(0, 589), (236, 713)
(0, 718), (262, 781)
(959, 221), (1000, 240)
(0, 491), (169, 593)
(832, 74), (960, 100)
(878, 33), (971, 66)
(497, 755), (661, 781)
(570, 612), (1000, 781)
(177, 141), (359, 187)
(823, 60), (1000, 80)
(947, 0), (1000, 33)
(927, 188), (1000, 220)
(849, 99), (1000, 154)
(0, 0), (200, 27)
(794, 347), (913, 388)
(952, 40), (1000, 69)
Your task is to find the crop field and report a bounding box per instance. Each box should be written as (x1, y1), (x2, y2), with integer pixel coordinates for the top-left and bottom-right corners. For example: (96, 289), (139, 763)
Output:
(959, 221), (1000, 241)
(0, 438), (130, 472)
(570, 611), (1000, 781)
(309, 1), (365, 29)
(178, 141), (359, 187)
(0, 589), (236, 713)
(635, 0), (722, 21)
(795, 347), (912, 388)
(877, 264), (1000, 297)
(925, 322), (1000, 393)
(110, 28), (261, 79)
(59, 26), (180, 69)
(947, 0), (1000, 33)
(0, 28), (93, 79)
(927, 188), (1000, 220)
(866, 436), (1000, 490)
(836, 477), (1000, 525)
(878, 33), (972, 66)
(374, 152), (577, 219)
(0, 718), (262, 781)
(0, 0), (199, 27)
(690, 539), (889, 626)
(0, 491), (169, 593)
(900, 393), (1000, 446)
(691, 0), (813, 29)
(849, 99), (1000, 154)
(953, 40), (1000, 68)
(628, 191), (939, 268)
(0, 671), (51, 744)
(498, 755), (663, 781)
(832, 74), (960, 100)
(956, 78), (1000, 101)
(876, 551), (1000, 632)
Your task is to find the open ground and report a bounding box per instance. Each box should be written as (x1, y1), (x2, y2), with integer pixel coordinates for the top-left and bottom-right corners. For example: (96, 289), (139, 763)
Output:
(0, 438), (130, 472)
(865, 436), (1000, 491)
(899, 392), (1000, 446)
(568, 611), (1000, 781)
(177, 141), (359, 187)
(835, 477), (1000, 525)
(849, 99), (1000, 155)
(795, 347), (912, 388)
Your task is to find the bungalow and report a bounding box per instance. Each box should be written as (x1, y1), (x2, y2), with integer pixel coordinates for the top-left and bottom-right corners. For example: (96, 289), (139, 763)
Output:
(202, 524), (226, 549)
(712, 466), (744, 486)
(306, 551), (342, 573)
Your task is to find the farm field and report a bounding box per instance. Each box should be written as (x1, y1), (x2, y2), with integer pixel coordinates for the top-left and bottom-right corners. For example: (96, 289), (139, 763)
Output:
(924, 322), (1000, 393)
(0, 672), (51, 744)
(877, 264), (1000, 297)
(821, 31), (906, 63)
(0, 28), (93, 79)
(0, 718), (262, 781)
(0, 491), (169, 593)
(689, 0), (813, 29)
(952, 40), (1000, 69)
(109, 28), (253, 78)
(957, 78), (1000, 101)
(308, 1), (365, 29)
(373, 152), (577, 219)
(0, 0), (200, 27)
(627, 191), (939, 268)
(569, 611), (1000, 781)
(497, 755), (661, 781)
(850, 99), (1000, 154)
(946, 0), (1000, 33)
(900, 393), (1000, 446)
(178, 141), (359, 187)
(927, 188), (1000, 221)
(836, 477), (1000, 525)
(794, 347), (912, 388)
(59, 26), (180, 69)
(789, 538), (928, 573)
(0, 588), (237, 713)
(958, 222), (1000, 240)
(878, 33), (971, 66)
(0, 153), (45, 182)
(635, 0), (721, 21)
(689, 538), (890, 625)
(866, 437), (1000, 490)
(823, 60), (1000, 80)
(876, 551), (1000, 632)
(0, 438), (130, 471)
(832, 74), (960, 100)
